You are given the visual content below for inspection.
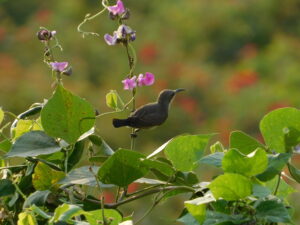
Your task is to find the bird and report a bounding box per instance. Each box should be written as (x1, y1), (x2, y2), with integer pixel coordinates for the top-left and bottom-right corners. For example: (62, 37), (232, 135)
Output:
(112, 88), (185, 130)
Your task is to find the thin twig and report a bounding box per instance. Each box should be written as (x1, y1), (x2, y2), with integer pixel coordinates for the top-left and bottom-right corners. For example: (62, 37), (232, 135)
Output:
(273, 173), (281, 195)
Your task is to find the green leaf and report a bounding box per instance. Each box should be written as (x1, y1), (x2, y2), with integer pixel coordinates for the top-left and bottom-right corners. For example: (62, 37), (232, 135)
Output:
(0, 179), (15, 197)
(203, 211), (249, 225)
(255, 199), (291, 223)
(287, 162), (300, 183)
(260, 107), (300, 152)
(67, 140), (85, 171)
(230, 130), (265, 154)
(88, 135), (114, 156)
(199, 152), (224, 168)
(209, 173), (252, 201)
(222, 148), (268, 177)
(0, 107), (4, 126)
(12, 119), (43, 141)
(184, 194), (215, 224)
(17, 212), (37, 225)
(50, 204), (85, 223)
(256, 153), (291, 181)
(41, 84), (95, 144)
(32, 162), (65, 191)
(85, 209), (122, 225)
(98, 149), (149, 187)
(23, 190), (51, 208)
(105, 90), (124, 110)
(210, 141), (225, 153)
(143, 158), (175, 177)
(252, 184), (271, 198)
(178, 213), (200, 225)
(58, 166), (113, 188)
(174, 171), (199, 186)
(5, 131), (61, 158)
(164, 134), (214, 172)
(0, 139), (12, 153)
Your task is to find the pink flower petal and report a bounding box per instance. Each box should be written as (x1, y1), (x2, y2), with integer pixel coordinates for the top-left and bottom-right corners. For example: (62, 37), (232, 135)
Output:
(50, 62), (68, 72)
(122, 76), (137, 90)
(107, 0), (125, 16)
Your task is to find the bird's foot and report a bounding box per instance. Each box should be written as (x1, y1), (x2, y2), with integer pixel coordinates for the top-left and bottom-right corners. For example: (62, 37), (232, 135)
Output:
(131, 132), (138, 138)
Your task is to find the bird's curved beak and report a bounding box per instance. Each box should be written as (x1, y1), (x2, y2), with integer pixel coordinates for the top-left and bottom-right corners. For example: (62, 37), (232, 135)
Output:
(174, 88), (186, 93)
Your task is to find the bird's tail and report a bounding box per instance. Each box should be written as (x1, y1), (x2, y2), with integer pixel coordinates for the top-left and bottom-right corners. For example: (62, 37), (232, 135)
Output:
(113, 118), (130, 128)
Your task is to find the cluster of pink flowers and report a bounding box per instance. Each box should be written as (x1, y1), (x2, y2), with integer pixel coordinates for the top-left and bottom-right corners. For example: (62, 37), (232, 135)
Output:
(122, 72), (155, 90)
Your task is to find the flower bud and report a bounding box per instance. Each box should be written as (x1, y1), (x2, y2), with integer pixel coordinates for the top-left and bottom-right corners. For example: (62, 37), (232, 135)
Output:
(37, 29), (55, 41)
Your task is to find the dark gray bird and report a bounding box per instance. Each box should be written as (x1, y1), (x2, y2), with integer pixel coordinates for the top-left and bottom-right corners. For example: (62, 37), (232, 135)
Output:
(113, 88), (185, 129)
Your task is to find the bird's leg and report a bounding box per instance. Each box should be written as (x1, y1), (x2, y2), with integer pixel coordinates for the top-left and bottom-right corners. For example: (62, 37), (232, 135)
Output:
(130, 128), (140, 138)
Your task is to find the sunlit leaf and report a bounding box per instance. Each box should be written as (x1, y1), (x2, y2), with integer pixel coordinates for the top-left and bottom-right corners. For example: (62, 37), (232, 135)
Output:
(41, 84), (95, 144)
(32, 162), (65, 191)
(12, 119), (43, 141)
(209, 173), (252, 201)
(164, 134), (214, 172)
(85, 209), (122, 225)
(0, 107), (4, 126)
(260, 107), (300, 152)
(106, 90), (124, 110)
(17, 212), (37, 225)
(230, 130), (265, 154)
(222, 148), (268, 177)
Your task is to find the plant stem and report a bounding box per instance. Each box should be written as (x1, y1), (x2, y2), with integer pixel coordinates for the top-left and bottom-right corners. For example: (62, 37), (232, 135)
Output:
(89, 166), (108, 225)
(273, 173), (281, 195)
(105, 185), (194, 208)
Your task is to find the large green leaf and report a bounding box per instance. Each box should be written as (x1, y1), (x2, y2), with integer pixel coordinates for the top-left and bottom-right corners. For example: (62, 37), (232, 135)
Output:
(98, 149), (148, 187)
(164, 134), (214, 172)
(85, 209), (122, 225)
(222, 148), (268, 177)
(230, 130), (265, 154)
(260, 107), (300, 153)
(41, 84), (95, 144)
(0, 179), (15, 197)
(5, 131), (61, 158)
(255, 199), (291, 223)
(256, 153), (291, 181)
(32, 162), (65, 191)
(209, 173), (252, 201)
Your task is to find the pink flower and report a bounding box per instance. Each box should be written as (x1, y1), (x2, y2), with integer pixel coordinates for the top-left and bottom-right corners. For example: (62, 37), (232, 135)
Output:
(122, 76), (137, 90)
(137, 72), (155, 86)
(107, 0), (125, 16)
(50, 62), (68, 72)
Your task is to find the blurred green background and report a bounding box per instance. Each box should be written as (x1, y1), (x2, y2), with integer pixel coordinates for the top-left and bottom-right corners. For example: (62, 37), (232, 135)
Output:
(1, 0), (300, 224)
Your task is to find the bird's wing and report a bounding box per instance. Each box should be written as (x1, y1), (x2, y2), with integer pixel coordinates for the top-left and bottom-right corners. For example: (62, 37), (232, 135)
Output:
(130, 104), (167, 127)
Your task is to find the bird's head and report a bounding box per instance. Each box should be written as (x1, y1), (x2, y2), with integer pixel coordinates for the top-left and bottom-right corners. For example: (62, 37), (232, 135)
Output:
(158, 88), (185, 105)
